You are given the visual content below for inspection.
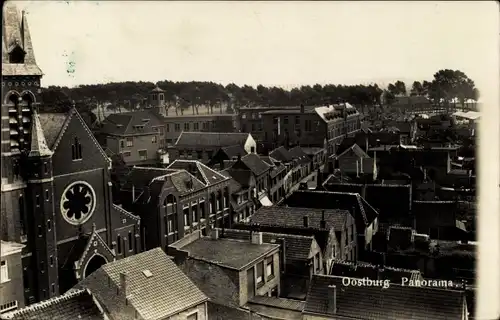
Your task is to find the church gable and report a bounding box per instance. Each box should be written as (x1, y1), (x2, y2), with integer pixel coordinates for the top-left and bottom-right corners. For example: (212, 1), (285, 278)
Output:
(51, 109), (110, 176)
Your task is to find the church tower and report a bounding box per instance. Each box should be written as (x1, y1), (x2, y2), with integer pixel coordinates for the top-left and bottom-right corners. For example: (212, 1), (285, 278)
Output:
(148, 84), (166, 116)
(2, 2), (44, 239)
(24, 110), (59, 301)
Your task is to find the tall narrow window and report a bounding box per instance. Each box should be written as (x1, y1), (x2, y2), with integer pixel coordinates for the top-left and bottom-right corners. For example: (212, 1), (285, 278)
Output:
(51, 283), (55, 294)
(47, 220), (52, 231)
(128, 232), (133, 251)
(50, 256), (54, 267)
(44, 162), (49, 174)
(40, 261), (45, 271)
(117, 236), (122, 254)
(0, 261), (9, 283)
(19, 195), (26, 236)
(36, 195), (40, 207)
(45, 189), (50, 201)
(72, 137), (82, 160)
(38, 225), (42, 237)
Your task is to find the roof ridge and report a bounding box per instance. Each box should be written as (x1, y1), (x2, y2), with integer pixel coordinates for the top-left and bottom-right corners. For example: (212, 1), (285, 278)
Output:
(3, 289), (86, 317)
(113, 204), (141, 222)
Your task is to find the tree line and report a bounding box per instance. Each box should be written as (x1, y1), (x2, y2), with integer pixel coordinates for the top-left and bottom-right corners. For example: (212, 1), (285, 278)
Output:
(40, 69), (479, 115)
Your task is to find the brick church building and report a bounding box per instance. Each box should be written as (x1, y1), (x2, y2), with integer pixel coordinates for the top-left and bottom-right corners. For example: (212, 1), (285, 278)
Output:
(1, 3), (141, 305)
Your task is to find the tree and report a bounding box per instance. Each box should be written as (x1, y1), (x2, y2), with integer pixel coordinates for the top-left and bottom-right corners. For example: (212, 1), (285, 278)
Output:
(394, 80), (407, 96)
(430, 69), (478, 109)
(387, 83), (398, 96)
(410, 81), (424, 96)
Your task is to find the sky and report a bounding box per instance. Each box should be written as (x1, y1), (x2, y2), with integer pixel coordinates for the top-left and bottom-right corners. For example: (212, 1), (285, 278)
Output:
(13, 0), (500, 94)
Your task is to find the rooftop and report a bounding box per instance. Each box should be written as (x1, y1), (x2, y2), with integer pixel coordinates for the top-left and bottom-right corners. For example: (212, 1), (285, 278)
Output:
(0, 240), (25, 257)
(175, 131), (250, 147)
(167, 160), (228, 186)
(304, 274), (466, 320)
(181, 237), (279, 270)
(2, 289), (103, 320)
(247, 206), (349, 231)
(77, 248), (208, 320)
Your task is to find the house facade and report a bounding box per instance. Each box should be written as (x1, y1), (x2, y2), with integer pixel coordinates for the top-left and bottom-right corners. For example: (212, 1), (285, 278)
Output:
(0, 241), (25, 314)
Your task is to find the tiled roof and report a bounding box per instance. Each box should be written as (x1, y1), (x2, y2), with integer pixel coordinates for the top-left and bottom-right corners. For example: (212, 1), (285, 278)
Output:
(168, 160), (228, 186)
(122, 167), (176, 191)
(304, 275), (466, 319)
(100, 110), (163, 136)
(248, 295), (305, 312)
(248, 206), (348, 231)
(175, 132), (250, 147)
(241, 153), (270, 176)
(220, 170), (242, 193)
(2, 289), (103, 320)
(225, 168), (254, 188)
(285, 190), (379, 231)
(163, 170), (206, 195)
(37, 112), (70, 149)
(335, 143), (369, 159)
(221, 144), (247, 159)
(219, 229), (316, 261)
(181, 237), (279, 270)
(269, 146), (293, 163)
(78, 248), (208, 320)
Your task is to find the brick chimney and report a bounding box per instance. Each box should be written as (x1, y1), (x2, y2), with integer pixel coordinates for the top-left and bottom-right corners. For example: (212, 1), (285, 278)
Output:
(327, 285), (337, 314)
(211, 228), (219, 240)
(303, 216), (309, 228)
(320, 210), (326, 229)
(251, 231), (263, 245)
(119, 273), (128, 297)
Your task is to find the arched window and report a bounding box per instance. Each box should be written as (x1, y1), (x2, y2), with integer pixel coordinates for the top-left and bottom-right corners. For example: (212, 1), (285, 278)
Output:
(71, 137), (82, 160)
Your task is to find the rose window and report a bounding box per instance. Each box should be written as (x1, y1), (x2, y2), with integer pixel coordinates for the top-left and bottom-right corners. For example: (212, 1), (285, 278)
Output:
(61, 181), (96, 225)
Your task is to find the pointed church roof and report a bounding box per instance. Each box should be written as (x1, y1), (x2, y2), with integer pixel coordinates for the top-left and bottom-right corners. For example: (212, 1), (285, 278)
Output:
(151, 85), (165, 93)
(2, 2), (43, 75)
(28, 110), (53, 157)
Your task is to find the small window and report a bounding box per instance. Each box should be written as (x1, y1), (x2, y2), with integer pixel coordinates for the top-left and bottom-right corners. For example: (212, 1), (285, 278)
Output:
(44, 162), (49, 174)
(50, 255), (54, 267)
(122, 151), (131, 157)
(40, 261), (45, 271)
(45, 189), (50, 201)
(266, 256), (274, 278)
(71, 137), (83, 160)
(128, 232), (133, 251)
(184, 123), (190, 131)
(0, 260), (9, 283)
(256, 261), (264, 285)
(187, 312), (198, 320)
(117, 236), (122, 254)
(36, 195), (40, 207)
(152, 135), (157, 143)
(126, 137), (134, 147)
(194, 123), (199, 131)
(51, 283), (55, 294)
(175, 124), (181, 132)
(138, 150), (147, 161)
(38, 225), (42, 237)
(47, 220), (52, 231)
(120, 140), (125, 148)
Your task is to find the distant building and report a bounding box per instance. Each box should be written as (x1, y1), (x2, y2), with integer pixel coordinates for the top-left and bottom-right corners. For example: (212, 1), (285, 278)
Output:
(171, 132), (256, 163)
(98, 109), (166, 166)
(261, 103), (361, 154)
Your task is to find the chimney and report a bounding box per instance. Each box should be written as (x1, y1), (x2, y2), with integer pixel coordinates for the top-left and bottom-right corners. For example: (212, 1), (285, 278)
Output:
(119, 273), (128, 297)
(211, 228), (219, 240)
(300, 104), (305, 113)
(365, 136), (369, 153)
(320, 210), (326, 229)
(327, 285), (337, 314)
(277, 238), (286, 273)
(251, 231), (263, 245)
(303, 216), (309, 228)
(356, 160), (359, 177)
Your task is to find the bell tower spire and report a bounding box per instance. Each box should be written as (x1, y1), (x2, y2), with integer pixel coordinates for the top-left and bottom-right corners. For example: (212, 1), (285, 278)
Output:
(28, 110), (53, 157)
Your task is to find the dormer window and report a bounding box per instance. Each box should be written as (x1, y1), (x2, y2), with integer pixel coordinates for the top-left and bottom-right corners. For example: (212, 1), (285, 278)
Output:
(8, 41), (26, 64)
